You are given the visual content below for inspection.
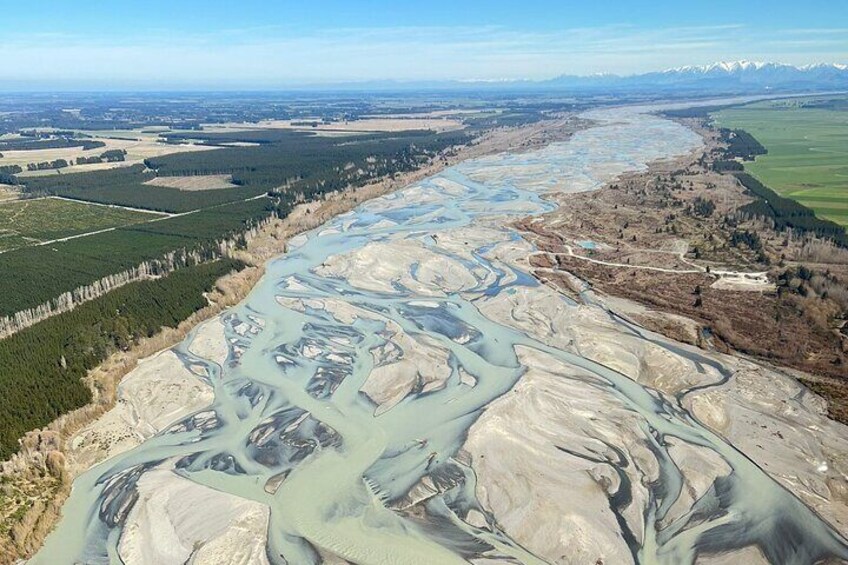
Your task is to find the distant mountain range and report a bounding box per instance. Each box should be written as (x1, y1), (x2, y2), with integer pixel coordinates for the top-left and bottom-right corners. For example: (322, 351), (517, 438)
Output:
(316, 61), (848, 94)
(544, 60), (848, 92)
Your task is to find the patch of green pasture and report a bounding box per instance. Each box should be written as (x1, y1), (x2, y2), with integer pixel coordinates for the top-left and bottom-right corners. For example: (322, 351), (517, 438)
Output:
(713, 98), (848, 225)
(0, 198), (157, 252)
(809, 208), (848, 226)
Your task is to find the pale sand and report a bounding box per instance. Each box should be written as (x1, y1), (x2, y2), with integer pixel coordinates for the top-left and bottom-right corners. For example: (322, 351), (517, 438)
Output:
(188, 318), (230, 366)
(275, 295), (452, 414)
(468, 286), (848, 558)
(474, 279), (848, 538)
(61, 318), (276, 562)
(686, 366), (848, 533)
(66, 318), (228, 474)
(317, 238), (483, 296)
(118, 464), (270, 565)
(462, 333), (848, 562)
(464, 347), (646, 565)
(709, 272), (775, 292)
(316, 224), (523, 299)
(361, 317), (452, 413)
(67, 349), (214, 473)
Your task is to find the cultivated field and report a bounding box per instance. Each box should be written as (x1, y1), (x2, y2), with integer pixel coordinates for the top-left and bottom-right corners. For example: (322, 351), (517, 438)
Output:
(0, 198), (157, 252)
(714, 97), (848, 226)
(2, 132), (219, 177)
(144, 174), (238, 191)
(199, 116), (465, 135)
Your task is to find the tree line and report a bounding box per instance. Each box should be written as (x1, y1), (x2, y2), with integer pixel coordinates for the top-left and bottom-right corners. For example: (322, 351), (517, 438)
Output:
(0, 197), (276, 316)
(0, 259), (244, 460)
(75, 149), (127, 165)
(734, 172), (848, 247)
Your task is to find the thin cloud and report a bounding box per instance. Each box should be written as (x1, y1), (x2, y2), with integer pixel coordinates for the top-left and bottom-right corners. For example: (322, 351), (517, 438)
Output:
(1, 23), (845, 87)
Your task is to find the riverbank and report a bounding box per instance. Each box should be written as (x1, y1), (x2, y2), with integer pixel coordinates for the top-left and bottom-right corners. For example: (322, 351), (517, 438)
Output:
(0, 116), (583, 564)
(519, 116), (848, 419)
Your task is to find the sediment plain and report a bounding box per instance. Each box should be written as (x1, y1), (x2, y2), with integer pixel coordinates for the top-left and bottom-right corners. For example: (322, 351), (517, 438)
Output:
(29, 105), (848, 564)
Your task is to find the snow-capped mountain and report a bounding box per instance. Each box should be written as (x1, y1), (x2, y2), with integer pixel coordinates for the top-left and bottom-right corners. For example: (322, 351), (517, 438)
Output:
(544, 61), (848, 92)
(664, 61), (779, 74)
(664, 61), (848, 74)
(294, 61), (848, 93)
(655, 60), (848, 81)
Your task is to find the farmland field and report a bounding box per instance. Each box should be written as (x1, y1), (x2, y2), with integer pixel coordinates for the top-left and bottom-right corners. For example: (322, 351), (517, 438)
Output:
(0, 133), (218, 173)
(143, 174), (237, 191)
(0, 197), (273, 315)
(0, 197), (158, 252)
(713, 96), (848, 226)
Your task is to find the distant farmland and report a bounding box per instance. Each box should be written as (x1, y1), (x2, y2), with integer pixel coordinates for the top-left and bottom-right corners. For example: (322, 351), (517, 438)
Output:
(0, 127), (469, 315)
(714, 96), (848, 226)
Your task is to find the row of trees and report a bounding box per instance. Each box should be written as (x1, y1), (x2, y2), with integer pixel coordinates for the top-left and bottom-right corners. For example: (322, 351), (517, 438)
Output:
(719, 128), (768, 161)
(0, 209), (277, 337)
(75, 148), (127, 165)
(706, 124), (847, 249)
(27, 159), (68, 171)
(0, 259), (244, 460)
(735, 173), (848, 247)
(0, 138), (104, 152)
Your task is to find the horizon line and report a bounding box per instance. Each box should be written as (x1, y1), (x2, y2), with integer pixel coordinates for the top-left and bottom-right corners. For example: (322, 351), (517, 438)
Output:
(1, 58), (847, 93)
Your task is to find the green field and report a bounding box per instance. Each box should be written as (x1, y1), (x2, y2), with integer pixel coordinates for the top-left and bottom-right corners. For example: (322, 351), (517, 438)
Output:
(714, 97), (848, 226)
(0, 197), (157, 252)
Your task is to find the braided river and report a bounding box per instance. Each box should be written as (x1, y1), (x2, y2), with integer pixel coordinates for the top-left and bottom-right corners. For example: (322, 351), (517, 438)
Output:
(33, 106), (848, 564)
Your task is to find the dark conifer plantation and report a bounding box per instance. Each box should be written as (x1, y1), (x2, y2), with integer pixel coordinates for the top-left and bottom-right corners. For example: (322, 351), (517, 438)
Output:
(0, 259), (243, 459)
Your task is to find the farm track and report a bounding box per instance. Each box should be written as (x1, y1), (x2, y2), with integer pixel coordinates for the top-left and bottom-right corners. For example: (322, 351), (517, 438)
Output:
(0, 194), (271, 254)
(47, 196), (170, 216)
(559, 244), (771, 282)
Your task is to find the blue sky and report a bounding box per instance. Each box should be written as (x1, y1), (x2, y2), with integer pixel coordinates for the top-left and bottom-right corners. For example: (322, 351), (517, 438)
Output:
(2, 0), (847, 88)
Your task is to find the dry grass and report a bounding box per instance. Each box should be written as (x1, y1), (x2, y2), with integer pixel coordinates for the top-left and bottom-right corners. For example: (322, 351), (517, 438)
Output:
(798, 238), (848, 264)
(143, 174), (238, 191)
(0, 187), (18, 202)
(4, 137), (219, 177)
(801, 377), (848, 423)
